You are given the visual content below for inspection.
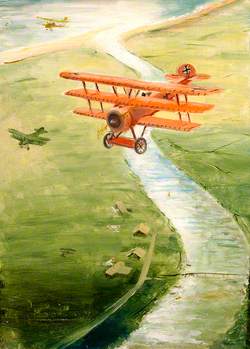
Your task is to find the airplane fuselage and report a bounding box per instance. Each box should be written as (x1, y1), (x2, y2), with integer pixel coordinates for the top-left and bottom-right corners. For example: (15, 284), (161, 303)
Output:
(107, 92), (166, 134)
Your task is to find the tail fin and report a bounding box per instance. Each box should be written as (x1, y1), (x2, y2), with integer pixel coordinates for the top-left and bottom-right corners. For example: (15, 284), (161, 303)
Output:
(34, 127), (48, 134)
(165, 64), (210, 82)
(177, 64), (196, 78)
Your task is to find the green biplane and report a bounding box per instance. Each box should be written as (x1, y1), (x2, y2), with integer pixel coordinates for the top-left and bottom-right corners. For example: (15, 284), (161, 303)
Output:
(8, 127), (50, 150)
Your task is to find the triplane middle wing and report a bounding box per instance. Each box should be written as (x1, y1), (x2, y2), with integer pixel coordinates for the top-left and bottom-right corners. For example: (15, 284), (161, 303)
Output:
(60, 64), (222, 154)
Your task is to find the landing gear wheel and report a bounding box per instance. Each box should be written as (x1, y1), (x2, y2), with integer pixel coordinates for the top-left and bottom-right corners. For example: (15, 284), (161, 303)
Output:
(103, 132), (114, 149)
(134, 137), (147, 154)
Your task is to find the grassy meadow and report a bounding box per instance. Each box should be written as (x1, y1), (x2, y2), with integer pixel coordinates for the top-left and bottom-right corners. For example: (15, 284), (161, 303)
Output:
(0, 47), (182, 348)
(126, 0), (250, 243)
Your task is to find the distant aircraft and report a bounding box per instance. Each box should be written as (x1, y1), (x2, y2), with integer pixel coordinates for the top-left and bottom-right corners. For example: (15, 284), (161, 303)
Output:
(60, 64), (222, 154)
(8, 127), (50, 150)
(36, 16), (69, 30)
(37, 16), (69, 23)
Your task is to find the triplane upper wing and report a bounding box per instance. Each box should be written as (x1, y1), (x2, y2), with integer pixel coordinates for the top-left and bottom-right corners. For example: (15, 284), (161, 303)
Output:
(60, 71), (221, 96)
(60, 64), (222, 154)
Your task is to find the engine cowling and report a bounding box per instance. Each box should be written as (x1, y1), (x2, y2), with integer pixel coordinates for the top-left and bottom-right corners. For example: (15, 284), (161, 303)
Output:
(107, 107), (132, 133)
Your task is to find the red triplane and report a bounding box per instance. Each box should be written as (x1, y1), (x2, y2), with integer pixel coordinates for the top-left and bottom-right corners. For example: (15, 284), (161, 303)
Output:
(60, 64), (221, 154)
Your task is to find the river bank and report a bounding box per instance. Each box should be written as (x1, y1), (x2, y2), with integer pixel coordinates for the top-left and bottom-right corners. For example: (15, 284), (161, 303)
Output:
(122, 0), (238, 41)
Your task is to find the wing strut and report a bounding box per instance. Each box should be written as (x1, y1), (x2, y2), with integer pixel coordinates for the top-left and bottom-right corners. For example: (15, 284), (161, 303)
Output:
(112, 86), (118, 96)
(82, 81), (93, 112)
(95, 83), (104, 112)
(176, 94), (182, 122)
(184, 94), (191, 122)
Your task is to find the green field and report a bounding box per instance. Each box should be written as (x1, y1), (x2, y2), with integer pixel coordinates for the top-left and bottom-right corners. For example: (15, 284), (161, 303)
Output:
(0, 47), (182, 348)
(126, 0), (250, 243)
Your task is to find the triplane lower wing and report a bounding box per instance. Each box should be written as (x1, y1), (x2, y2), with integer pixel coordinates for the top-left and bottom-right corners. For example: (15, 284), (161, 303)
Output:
(60, 64), (222, 154)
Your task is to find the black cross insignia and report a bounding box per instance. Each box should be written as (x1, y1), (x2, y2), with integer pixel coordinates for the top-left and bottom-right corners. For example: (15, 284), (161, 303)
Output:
(182, 65), (191, 76)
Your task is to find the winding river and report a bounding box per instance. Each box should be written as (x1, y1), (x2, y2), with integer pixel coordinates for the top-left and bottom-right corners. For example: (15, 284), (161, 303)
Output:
(1, 1), (249, 348)
(93, 15), (250, 349)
